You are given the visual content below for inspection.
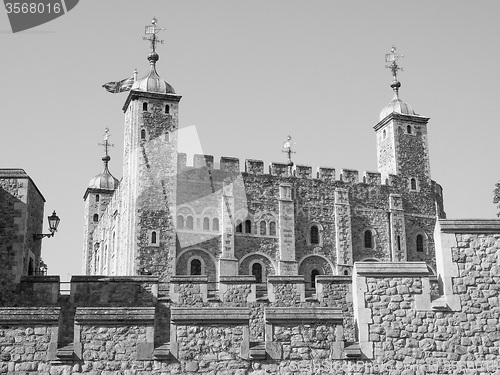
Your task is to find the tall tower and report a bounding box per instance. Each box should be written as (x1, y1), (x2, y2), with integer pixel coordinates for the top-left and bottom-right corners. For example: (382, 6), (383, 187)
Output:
(82, 129), (119, 274)
(374, 46), (432, 189)
(119, 18), (181, 278)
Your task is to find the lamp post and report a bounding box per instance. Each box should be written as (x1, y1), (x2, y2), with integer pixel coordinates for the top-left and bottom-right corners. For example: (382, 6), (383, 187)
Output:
(33, 211), (60, 240)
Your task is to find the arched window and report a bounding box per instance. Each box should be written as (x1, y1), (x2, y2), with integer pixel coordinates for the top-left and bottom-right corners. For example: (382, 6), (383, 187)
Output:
(151, 231), (157, 244)
(177, 215), (184, 229)
(95, 194), (100, 202)
(235, 220), (242, 233)
(407, 125), (412, 134)
(212, 218), (219, 231)
(269, 221), (277, 236)
(383, 129), (386, 139)
(252, 263), (263, 283)
(416, 234), (424, 252)
(141, 129), (146, 140)
(143, 102), (148, 111)
(190, 259), (202, 275)
(311, 269), (320, 289)
(410, 178), (417, 190)
(165, 104), (170, 114)
(28, 258), (34, 276)
(203, 217), (210, 230)
(245, 219), (252, 234)
(364, 230), (373, 249)
(343, 270), (349, 276)
(93, 213), (99, 222)
(260, 221), (267, 235)
(310, 225), (319, 245)
(186, 216), (194, 230)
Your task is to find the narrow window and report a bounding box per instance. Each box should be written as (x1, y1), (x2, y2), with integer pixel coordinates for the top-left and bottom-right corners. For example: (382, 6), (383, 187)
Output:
(410, 178), (417, 190)
(245, 219), (252, 234)
(252, 263), (263, 283)
(344, 270), (349, 276)
(311, 269), (320, 289)
(95, 194), (100, 202)
(177, 215), (184, 229)
(397, 235), (401, 251)
(269, 221), (277, 236)
(383, 129), (386, 139)
(141, 129), (146, 140)
(165, 132), (170, 142)
(260, 221), (267, 235)
(28, 258), (34, 276)
(364, 230), (373, 248)
(143, 102), (148, 111)
(186, 216), (194, 229)
(235, 220), (242, 233)
(407, 125), (412, 134)
(190, 259), (202, 275)
(165, 104), (170, 114)
(151, 231), (157, 244)
(310, 225), (319, 245)
(203, 217), (210, 230)
(416, 234), (424, 252)
(212, 218), (219, 231)
(93, 213), (99, 222)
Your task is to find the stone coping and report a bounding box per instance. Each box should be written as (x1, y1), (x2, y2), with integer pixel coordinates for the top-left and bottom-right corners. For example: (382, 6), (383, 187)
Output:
(75, 307), (155, 323)
(170, 275), (208, 283)
(439, 219), (500, 234)
(71, 275), (159, 283)
(354, 262), (429, 277)
(20, 276), (60, 283)
(0, 307), (61, 323)
(219, 276), (256, 284)
(315, 275), (352, 283)
(267, 275), (305, 283)
(171, 307), (250, 323)
(265, 307), (343, 323)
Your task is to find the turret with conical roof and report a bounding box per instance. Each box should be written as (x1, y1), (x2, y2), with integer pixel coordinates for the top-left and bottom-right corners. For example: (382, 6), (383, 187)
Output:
(82, 128), (120, 274)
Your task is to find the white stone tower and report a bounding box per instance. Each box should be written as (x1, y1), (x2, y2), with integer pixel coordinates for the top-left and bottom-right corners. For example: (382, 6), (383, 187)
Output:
(118, 18), (181, 278)
(374, 46), (432, 190)
(82, 129), (119, 274)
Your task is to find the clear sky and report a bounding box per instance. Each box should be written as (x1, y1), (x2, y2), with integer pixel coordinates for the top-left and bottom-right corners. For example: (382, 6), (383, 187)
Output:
(1, 1), (499, 281)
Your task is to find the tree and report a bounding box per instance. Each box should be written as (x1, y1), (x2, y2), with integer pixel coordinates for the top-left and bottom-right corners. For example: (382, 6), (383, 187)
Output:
(494, 181), (500, 217)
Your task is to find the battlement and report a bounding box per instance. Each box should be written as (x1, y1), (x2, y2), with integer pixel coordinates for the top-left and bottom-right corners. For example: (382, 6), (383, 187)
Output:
(176, 153), (388, 186)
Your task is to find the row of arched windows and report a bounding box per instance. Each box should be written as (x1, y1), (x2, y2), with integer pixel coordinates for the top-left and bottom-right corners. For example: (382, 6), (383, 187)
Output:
(142, 102), (170, 113)
(177, 215), (220, 231)
(235, 219), (277, 236)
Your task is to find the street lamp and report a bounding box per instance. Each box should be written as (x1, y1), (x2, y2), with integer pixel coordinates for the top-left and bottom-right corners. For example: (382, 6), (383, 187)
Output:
(33, 211), (60, 241)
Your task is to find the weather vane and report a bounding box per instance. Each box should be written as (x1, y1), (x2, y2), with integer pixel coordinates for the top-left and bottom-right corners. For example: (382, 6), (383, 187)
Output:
(143, 17), (165, 52)
(282, 135), (296, 166)
(98, 128), (114, 157)
(385, 45), (404, 82)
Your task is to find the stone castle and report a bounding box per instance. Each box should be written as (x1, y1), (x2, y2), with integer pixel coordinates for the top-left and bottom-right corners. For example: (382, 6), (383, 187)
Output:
(1, 23), (500, 374)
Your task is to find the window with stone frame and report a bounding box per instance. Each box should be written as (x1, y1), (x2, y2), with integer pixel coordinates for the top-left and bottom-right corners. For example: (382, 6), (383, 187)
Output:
(186, 216), (194, 230)
(364, 230), (373, 249)
(95, 194), (100, 202)
(141, 129), (146, 140)
(235, 220), (243, 233)
(410, 178), (418, 191)
(311, 269), (320, 289)
(269, 221), (277, 236)
(177, 215), (184, 229)
(416, 234), (424, 252)
(190, 259), (202, 275)
(245, 219), (252, 234)
(93, 213), (99, 222)
(203, 217), (210, 230)
(310, 225), (319, 245)
(259, 221), (267, 235)
(151, 231), (157, 245)
(212, 218), (219, 231)
(407, 125), (412, 134)
(252, 262), (263, 283)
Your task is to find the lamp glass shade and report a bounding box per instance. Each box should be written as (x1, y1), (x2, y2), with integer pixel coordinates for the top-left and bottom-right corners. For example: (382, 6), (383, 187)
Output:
(48, 211), (60, 233)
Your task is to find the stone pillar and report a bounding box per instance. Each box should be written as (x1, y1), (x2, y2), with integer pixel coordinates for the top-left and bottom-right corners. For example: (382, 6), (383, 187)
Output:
(278, 184), (297, 275)
(335, 189), (353, 272)
(219, 181), (238, 277)
(389, 194), (407, 261)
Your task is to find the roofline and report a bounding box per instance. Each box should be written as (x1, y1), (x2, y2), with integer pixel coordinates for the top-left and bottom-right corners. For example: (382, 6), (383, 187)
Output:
(0, 168), (46, 202)
(122, 90), (182, 112)
(373, 112), (430, 131)
(83, 187), (117, 201)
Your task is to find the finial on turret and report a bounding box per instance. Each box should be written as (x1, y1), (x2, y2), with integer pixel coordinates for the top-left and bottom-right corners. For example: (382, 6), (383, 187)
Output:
(143, 17), (165, 60)
(98, 128), (114, 165)
(385, 46), (404, 97)
(282, 135), (296, 168)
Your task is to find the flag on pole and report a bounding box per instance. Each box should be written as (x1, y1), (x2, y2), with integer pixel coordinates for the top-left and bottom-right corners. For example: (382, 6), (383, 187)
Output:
(102, 76), (134, 93)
